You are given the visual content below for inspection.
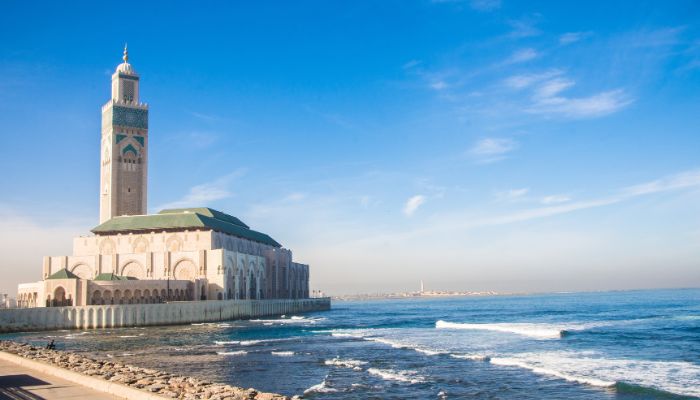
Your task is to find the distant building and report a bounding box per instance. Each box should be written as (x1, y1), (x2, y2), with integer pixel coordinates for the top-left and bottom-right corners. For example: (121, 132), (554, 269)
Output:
(17, 47), (310, 308)
(1, 294), (17, 309)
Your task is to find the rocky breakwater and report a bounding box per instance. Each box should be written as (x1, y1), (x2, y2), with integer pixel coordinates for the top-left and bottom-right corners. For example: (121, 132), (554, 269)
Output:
(0, 340), (296, 400)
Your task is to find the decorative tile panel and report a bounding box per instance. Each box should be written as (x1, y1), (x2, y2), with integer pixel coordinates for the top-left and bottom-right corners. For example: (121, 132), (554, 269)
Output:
(112, 106), (148, 129)
(122, 144), (138, 156)
(134, 135), (145, 146)
(116, 134), (127, 143)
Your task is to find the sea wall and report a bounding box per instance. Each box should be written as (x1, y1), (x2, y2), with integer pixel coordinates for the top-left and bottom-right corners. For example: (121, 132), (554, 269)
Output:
(0, 298), (330, 333)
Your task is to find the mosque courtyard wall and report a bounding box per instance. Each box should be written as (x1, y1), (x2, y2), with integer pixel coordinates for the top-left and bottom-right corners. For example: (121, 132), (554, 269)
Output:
(0, 297), (330, 333)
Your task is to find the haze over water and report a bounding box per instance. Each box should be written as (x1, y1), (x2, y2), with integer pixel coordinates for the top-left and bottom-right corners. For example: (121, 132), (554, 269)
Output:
(4, 289), (699, 399)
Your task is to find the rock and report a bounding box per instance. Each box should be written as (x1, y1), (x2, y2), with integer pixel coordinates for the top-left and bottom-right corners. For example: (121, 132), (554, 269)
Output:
(147, 383), (167, 392)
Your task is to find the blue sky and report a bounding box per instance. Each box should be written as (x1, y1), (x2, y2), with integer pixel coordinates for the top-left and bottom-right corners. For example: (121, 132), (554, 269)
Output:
(1, 1), (699, 295)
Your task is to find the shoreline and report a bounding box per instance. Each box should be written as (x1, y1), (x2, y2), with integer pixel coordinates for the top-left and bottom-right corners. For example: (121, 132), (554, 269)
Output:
(0, 340), (293, 400)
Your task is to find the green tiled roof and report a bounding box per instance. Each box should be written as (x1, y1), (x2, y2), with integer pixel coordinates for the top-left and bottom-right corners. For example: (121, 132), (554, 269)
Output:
(94, 273), (136, 281)
(91, 207), (281, 247)
(47, 268), (79, 280)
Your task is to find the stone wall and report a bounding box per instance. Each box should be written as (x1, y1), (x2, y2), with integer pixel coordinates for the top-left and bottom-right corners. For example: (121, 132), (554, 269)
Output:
(0, 298), (330, 333)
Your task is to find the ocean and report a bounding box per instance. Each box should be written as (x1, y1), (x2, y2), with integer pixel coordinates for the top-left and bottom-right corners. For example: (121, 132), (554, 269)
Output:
(3, 289), (699, 399)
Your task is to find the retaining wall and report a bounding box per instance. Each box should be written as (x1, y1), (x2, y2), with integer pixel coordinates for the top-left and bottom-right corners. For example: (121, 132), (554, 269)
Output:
(0, 298), (330, 333)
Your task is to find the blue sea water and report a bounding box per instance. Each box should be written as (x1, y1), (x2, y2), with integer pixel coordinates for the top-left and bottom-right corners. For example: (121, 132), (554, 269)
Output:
(3, 289), (699, 399)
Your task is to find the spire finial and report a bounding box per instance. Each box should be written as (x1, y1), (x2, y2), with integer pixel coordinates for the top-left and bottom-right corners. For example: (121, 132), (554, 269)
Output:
(123, 43), (129, 62)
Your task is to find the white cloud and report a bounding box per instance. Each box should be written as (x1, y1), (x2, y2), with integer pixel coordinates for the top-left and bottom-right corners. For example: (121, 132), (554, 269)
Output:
(507, 48), (538, 64)
(430, 80), (448, 90)
(468, 138), (518, 163)
(338, 168), (700, 248)
(283, 192), (307, 202)
(498, 188), (529, 201)
(156, 170), (245, 210)
(559, 32), (591, 45)
(621, 169), (700, 196)
(534, 77), (575, 98)
(403, 195), (426, 216)
(541, 195), (572, 204)
(507, 19), (541, 38)
(470, 0), (501, 11)
(503, 69), (563, 89)
(402, 59), (421, 69)
(524, 73), (633, 118)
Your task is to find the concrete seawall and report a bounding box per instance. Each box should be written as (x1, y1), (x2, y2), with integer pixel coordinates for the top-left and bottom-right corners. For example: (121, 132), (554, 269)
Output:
(0, 298), (330, 333)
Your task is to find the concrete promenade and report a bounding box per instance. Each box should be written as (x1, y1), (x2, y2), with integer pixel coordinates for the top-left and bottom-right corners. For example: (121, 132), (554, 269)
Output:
(0, 298), (330, 333)
(0, 357), (120, 400)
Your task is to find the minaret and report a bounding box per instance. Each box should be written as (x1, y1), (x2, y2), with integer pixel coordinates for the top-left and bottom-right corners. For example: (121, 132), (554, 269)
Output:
(99, 45), (149, 223)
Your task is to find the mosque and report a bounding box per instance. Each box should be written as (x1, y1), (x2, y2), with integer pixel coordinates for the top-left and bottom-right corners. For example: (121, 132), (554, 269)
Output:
(16, 47), (310, 308)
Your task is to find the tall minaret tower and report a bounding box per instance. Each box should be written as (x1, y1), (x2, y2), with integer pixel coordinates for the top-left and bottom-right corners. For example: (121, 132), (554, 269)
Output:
(99, 45), (149, 223)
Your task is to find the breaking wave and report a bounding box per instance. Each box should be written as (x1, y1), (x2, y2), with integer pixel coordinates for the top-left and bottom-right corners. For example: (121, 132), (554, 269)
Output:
(324, 358), (368, 371)
(488, 351), (700, 397)
(435, 320), (601, 339)
(367, 368), (426, 384)
(217, 350), (247, 356)
(304, 375), (337, 394)
(271, 351), (295, 357)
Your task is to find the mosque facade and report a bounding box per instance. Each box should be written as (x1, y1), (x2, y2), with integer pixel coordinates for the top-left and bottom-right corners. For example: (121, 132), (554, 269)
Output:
(16, 47), (310, 308)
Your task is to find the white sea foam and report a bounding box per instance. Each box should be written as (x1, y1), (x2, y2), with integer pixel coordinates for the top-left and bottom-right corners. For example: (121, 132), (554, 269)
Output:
(217, 350), (247, 356)
(489, 351), (700, 397)
(329, 330), (447, 357)
(367, 368), (426, 384)
(250, 316), (326, 324)
(450, 353), (491, 362)
(118, 335), (138, 338)
(214, 340), (240, 345)
(215, 338), (292, 346)
(435, 320), (603, 339)
(303, 376), (337, 394)
(324, 358), (367, 371)
(271, 351), (295, 357)
(240, 338), (292, 346)
(414, 348), (445, 356)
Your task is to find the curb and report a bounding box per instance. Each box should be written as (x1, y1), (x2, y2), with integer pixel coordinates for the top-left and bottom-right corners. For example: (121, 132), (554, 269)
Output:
(0, 350), (164, 400)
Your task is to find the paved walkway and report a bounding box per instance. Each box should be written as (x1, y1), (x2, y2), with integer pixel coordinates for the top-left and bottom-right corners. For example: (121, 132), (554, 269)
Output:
(0, 358), (121, 400)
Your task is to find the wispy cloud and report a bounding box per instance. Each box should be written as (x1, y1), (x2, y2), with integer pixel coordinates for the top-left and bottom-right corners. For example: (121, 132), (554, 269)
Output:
(502, 71), (635, 118)
(468, 138), (518, 163)
(507, 18), (541, 38)
(497, 188), (530, 202)
(402, 59), (421, 69)
(506, 48), (539, 64)
(156, 170), (246, 210)
(503, 69), (563, 89)
(430, 80), (448, 90)
(470, 0), (501, 11)
(621, 169), (700, 196)
(283, 192), (307, 202)
(559, 32), (592, 45)
(337, 168), (700, 247)
(541, 194), (572, 204)
(528, 87), (633, 118)
(403, 195), (426, 216)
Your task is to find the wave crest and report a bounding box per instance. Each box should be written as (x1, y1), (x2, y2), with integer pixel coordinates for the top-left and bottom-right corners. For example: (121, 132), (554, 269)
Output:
(436, 320), (574, 339)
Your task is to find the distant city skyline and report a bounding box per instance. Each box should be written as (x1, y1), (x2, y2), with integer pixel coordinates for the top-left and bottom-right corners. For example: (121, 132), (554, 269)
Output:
(1, 1), (699, 295)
